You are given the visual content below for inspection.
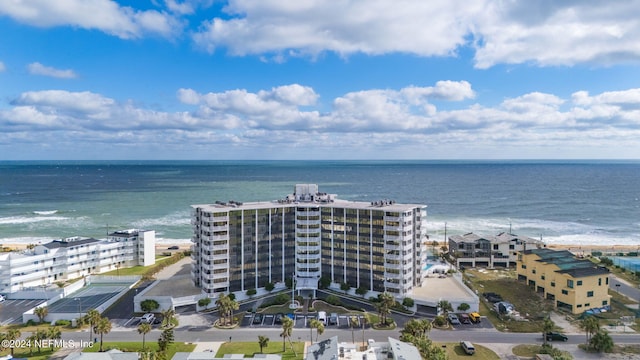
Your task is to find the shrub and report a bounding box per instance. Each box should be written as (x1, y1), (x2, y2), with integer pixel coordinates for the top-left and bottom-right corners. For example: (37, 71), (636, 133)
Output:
(402, 297), (414, 308)
(55, 320), (71, 326)
(198, 298), (211, 307)
(265, 282), (275, 292)
(433, 316), (446, 327)
(246, 288), (257, 297)
(326, 295), (342, 306)
(141, 299), (160, 313)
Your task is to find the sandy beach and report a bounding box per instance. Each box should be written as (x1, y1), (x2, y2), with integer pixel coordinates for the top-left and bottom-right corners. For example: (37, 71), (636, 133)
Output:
(2, 241), (637, 257)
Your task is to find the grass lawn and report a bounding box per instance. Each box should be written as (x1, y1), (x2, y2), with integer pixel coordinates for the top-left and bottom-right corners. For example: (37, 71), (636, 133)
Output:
(512, 344), (572, 359)
(464, 269), (554, 332)
(0, 346), (58, 360)
(440, 342), (500, 359)
(217, 341), (304, 360)
(83, 341), (195, 358)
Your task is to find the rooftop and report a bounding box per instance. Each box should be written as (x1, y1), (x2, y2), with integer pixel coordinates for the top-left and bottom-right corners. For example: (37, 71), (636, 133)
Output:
(524, 248), (609, 277)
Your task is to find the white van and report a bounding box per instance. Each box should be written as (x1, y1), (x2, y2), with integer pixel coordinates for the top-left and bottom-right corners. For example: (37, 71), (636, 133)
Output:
(317, 311), (327, 325)
(460, 341), (475, 355)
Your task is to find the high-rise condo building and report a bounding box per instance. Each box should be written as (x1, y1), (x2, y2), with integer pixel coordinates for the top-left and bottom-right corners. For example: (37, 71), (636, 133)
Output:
(191, 184), (427, 298)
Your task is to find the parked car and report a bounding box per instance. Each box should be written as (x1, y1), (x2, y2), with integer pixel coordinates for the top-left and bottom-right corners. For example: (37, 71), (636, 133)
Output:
(483, 292), (503, 303)
(469, 312), (482, 323)
(0, 294), (5, 302)
(458, 313), (471, 324)
(140, 313), (155, 324)
(167, 246), (180, 250)
(253, 313), (264, 324)
(447, 313), (461, 325)
(329, 313), (338, 325)
(546, 332), (568, 342)
(274, 313), (283, 324)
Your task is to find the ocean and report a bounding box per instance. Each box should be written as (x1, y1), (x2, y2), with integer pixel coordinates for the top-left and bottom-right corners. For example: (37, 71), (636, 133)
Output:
(1, 160), (639, 247)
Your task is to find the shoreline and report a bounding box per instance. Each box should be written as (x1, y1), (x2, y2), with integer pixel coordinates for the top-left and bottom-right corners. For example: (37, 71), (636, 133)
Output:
(2, 241), (637, 256)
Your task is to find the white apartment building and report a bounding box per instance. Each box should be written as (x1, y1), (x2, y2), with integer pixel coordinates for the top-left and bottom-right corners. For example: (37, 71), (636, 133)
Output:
(191, 184), (428, 298)
(0, 229), (155, 294)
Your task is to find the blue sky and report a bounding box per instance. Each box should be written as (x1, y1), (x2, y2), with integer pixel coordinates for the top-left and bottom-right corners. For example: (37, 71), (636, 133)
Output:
(2, 1), (640, 160)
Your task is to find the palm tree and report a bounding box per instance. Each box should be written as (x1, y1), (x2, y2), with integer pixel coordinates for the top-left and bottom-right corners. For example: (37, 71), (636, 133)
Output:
(377, 292), (395, 326)
(84, 309), (101, 342)
(280, 316), (296, 356)
(590, 330), (614, 352)
(138, 322), (152, 350)
(34, 306), (48, 323)
(309, 319), (324, 343)
(316, 320), (325, 343)
(258, 335), (269, 353)
(581, 316), (600, 344)
(350, 316), (359, 344)
(437, 300), (452, 316)
(161, 308), (176, 329)
(5, 329), (21, 356)
(46, 327), (62, 349)
(94, 317), (112, 352)
(542, 317), (555, 346)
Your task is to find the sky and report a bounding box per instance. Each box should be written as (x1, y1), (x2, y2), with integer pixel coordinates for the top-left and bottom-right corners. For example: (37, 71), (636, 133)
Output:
(2, 1), (640, 160)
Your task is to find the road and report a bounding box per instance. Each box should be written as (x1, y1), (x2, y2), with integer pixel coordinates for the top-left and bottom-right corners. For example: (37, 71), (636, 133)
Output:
(610, 275), (640, 304)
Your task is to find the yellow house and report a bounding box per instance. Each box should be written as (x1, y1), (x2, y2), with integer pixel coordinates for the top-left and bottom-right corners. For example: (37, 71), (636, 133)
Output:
(516, 248), (610, 314)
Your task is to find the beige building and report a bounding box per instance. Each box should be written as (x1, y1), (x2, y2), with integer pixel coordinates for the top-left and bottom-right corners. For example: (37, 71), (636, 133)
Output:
(448, 232), (543, 268)
(516, 248), (610, 314)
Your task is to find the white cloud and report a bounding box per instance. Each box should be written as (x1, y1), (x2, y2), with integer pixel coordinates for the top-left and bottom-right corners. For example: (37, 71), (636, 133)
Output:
(189, 1), (640, 68)
(0, 0), (179, 39)
(193, 0), (483, 57)
(27, 62), (77, 79)
(473, 1), (640, 68)
(3, 84), (640, 159)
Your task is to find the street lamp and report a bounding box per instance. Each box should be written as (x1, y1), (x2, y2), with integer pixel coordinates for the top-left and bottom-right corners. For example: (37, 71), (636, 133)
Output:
(74, 297), (82, 323)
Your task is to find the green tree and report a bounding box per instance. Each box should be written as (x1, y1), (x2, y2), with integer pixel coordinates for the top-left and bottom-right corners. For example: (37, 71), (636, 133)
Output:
(46, 326), (62, 349)
(138, 322), (152, 351)
(280, 316), (296, 356)
(84, 309), (102, 342)
(158, 326), (174, 353)
(402, 297), (414, 308)
(400, 318), (432, 340)
(590, 330), (614, 352)
(350, 316), (359, 344)
(265, 282), (275, 292)
(542, 317), (555, 346)
(340, 282), (351, 294)
(258, 335), (269, 353)
(198, 297), (212, 308)
(355, 286), (368, 298)
(377, 292), (395, 326)
(94, 317), (112, 352)
(309, 319), (324, 343)
(161, 308), (176, 329)
(325, 294), (341, 306)
(141, 299), (160, 313)
(318, 276), (331, 289)
(5, 329), (21, 356)
(581, 316), (600, 344)
(437, 300), (452, 315)
(457, 302), (470, 312)
(34, 306), (48, 323)
(33, 329), (48, 353)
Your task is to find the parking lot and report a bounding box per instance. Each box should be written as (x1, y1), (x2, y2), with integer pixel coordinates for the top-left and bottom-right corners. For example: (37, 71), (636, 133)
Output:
(241, 312), (369, 329)
(0, 299), (45, 325)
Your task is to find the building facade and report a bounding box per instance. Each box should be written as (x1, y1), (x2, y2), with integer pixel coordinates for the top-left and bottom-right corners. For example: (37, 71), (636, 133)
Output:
(191, 184), (428, 298)
(0, 229), (155, 294)
(448, 232), (543, 268)
(516, 248), (610, 314)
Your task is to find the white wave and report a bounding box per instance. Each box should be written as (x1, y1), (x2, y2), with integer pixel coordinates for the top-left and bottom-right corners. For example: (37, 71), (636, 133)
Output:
(130, 212), (191, 228)
(0, 215), (69, 225)
(33, 210), (58, 215)
(0, 236), (58, 245)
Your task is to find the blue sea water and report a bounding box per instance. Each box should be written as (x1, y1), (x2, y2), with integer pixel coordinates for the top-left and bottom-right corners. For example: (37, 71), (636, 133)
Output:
(0, 160), (639, 247)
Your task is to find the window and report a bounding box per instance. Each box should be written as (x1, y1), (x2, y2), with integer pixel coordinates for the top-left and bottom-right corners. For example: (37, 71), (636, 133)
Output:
(532, 269), (536, 274)
(521, 264), (526, 269)
(585, 303), (590, 307)
(567, 279), (574, 288)
(541, 275), (545, 280)
(561, 289), (568, 295)
(606, 277), (609, 285)
(577, 280), (582, 286)
(602, 300), (608, 306)
(598, 278), (602, 286)
(587, 291), (594, 297)
(551, 281), (555, 287)
(493, 244), (499, 250)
